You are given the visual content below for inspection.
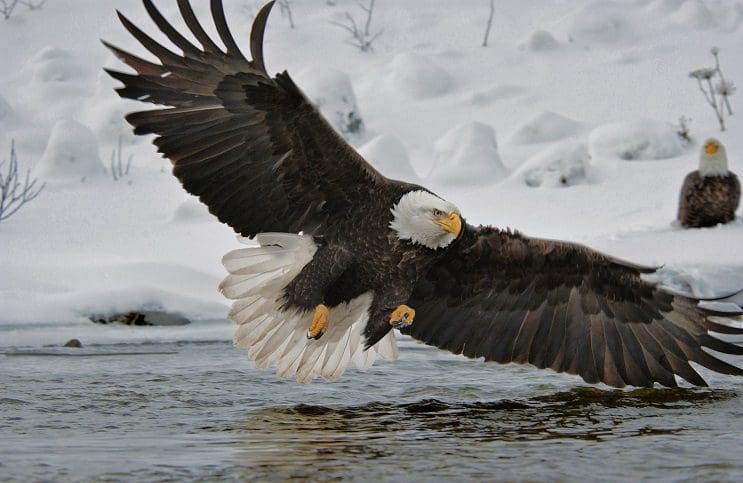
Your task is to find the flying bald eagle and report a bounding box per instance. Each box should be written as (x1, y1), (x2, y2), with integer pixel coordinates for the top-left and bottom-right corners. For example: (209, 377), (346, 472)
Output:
(678, 138), (740, 228)
(105, 0), (743, 387)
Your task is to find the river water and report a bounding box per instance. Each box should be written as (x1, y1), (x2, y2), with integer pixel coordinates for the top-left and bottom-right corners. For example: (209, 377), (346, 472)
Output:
(2, 335), (743, 481)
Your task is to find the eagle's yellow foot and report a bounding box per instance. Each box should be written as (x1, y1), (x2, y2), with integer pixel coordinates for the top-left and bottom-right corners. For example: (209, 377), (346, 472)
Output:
(390, 304), (416, 329)
(306, 304), (329, 340)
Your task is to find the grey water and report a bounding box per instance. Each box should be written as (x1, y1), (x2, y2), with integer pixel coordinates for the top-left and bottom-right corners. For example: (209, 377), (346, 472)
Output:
(3, 337), (743, 482)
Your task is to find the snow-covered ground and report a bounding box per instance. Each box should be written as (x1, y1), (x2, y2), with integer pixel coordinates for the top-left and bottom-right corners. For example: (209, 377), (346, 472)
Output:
(1, 0), (742, 348)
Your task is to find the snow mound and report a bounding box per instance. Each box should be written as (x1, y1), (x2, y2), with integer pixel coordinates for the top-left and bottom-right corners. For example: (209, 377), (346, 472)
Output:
(298, 67), (365, 142)
(22, 47), (91, 120)
(589, 120), (686, 161)
(29, 47), (85, 84)
(520, 30), (560, 52)
(562, 2), (635, 44)
(36, 119), (104, 180)
(173, 196), (213, 223)
(510, 111), (582, 144)
(387, 53), (455, 100)
(358, 134), (418, 181)
(0, 93), (19, 125)
(429, 122), (507, 185)
(515, 141), (591, 188)
(670, 0), (717, 30)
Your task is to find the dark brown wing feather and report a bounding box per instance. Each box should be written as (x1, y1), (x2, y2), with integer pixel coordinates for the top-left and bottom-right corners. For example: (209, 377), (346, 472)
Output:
(104, 0), (406, 238)
(403, 224), (743, 388)
(678, 171), (741, 228)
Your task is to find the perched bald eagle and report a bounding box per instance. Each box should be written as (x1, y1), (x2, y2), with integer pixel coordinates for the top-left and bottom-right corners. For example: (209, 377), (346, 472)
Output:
(678, 138), (740, 228)
(105, 0), (743, 387)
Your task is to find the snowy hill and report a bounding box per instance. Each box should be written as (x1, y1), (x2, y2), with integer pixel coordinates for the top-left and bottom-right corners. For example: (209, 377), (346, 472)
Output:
(1, 0), (742, 348)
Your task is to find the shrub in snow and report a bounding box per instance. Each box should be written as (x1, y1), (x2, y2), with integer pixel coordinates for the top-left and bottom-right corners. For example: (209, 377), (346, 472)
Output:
(299, 67), (365, 141)
(689, 47), (734, 132)
(108, 136), (132, 182)
(520, 30), (560, 52)
(387, 53), (455, 100)
(510, 111), (582, 144)
(429, 122), (507, 185)
(516, 142), (590, 188)
(589, 120), (686, 161)
(36, 119), (104, 181)
(330, 0), (382, 53)
(358, 134), (418, 181)
(0, 140), (45, 223)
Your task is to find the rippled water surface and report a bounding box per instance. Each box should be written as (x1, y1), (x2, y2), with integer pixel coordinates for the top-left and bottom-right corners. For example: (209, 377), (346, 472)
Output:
(3, 338), (743, 481)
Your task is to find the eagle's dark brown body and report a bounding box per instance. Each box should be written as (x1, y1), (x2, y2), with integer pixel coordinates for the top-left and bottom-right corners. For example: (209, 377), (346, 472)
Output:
(678, 171), (740, 228)
(106, 0), (743, 387)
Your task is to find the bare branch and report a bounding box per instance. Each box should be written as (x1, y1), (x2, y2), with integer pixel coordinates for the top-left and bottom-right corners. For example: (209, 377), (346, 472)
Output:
(331, 0), (381, 53)
(689, 47), (735, 132)
(482, 0), (495, 47)
(276, 0), (294, 29)
(0, 140), (45, 222)
(1, 0), (19, 20)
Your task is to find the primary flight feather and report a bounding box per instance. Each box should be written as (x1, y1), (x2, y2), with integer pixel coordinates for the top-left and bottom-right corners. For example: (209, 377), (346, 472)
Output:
(105, 0), (743, 387)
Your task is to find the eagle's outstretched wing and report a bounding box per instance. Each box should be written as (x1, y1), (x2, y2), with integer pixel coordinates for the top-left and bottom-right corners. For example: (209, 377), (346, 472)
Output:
(404, 224), (743, 387)
(104, 0), (410, 238)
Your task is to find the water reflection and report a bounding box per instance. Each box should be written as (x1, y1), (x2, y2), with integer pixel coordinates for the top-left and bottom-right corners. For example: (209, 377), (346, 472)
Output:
(233, 387), (736, 478)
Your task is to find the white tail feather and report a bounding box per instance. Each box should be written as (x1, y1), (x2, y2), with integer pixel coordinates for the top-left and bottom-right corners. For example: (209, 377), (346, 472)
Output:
(222, 233), (398, 383)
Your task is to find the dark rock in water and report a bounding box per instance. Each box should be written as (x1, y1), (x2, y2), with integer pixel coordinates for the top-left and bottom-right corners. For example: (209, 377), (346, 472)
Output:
(63, 339), (82, 348)
(89, 311), (190, 327)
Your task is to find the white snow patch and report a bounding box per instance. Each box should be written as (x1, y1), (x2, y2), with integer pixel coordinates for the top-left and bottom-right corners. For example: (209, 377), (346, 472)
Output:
(297, 67), (365, 142)
(466, 84), (529, 105)
(589, 120), (686, 162)
(358, 134), (418, 182)
(560, 2), (636, 44)
(386, 53), (455, 100)
(0, 92), (19, 125)
(429, 122), (507, 185)
(670, 0), (718, 30)
(28, 47), (85, 84)
(173, 196), (213, 223)
(520, 30), (560, 52)
(513, 141), (592, 188)
(36, 119), (104, 180)
(510, 111), (583, 145)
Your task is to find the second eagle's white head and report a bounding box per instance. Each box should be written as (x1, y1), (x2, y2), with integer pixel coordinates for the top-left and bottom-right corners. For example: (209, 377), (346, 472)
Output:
(699, 138), (729, 177)
(390, 190), (462, 250)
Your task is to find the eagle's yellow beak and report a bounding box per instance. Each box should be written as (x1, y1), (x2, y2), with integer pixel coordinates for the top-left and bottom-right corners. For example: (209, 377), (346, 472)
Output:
(706, 142), (719, 155)
(435, 212), (462, 237)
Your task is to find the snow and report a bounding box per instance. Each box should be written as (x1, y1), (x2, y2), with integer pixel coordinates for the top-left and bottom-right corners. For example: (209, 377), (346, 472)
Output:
(35, 119), (104, 181)
(358, 134), (419, 181)
(588, 120), (688, 161)
(430, 122), (507, 185)
(510, 111), (583, 145)
(296, 66), (366, 143)
(520, 30), (560, 52)
(385, 52), (455, 100)
(513, 141), (591, 188)
(0, 0), (742, 349)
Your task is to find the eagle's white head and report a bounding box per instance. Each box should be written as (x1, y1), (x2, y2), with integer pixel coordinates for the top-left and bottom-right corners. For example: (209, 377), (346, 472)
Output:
(699, 138), (729, 177)
(389, 190), (462, 249)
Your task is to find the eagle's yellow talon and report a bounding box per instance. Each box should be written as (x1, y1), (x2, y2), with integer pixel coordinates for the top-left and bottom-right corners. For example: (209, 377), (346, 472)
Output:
(307, 304), (329, 340)
(390, 304), (415, 328)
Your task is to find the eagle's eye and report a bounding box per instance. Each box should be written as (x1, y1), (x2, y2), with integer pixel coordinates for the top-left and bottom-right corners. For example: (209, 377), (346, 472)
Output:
(433, 209), (443, 217)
